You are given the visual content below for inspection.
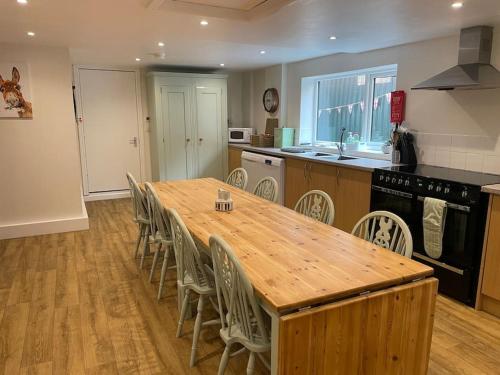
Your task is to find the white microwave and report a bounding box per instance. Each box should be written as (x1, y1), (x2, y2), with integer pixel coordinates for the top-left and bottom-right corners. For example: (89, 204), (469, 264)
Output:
(228, 128), (255, 143)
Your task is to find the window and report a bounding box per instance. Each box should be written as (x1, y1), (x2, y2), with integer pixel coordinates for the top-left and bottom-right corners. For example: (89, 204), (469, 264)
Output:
(310, 65), (397, 147)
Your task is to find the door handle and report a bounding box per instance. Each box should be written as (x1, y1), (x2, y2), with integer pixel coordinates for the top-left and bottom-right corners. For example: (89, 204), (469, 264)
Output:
(129, 137), (138, 147)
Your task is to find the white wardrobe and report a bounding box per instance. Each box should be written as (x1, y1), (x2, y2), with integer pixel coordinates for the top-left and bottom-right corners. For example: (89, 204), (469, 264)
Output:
(147, 72), (228, 181)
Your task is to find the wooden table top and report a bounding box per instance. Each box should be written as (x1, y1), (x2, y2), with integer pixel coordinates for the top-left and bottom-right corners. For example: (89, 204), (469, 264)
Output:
(153, 178), (433, 313)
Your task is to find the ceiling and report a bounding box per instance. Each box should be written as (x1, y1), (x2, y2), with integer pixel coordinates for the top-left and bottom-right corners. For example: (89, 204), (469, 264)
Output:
(1, 0), (500, 70)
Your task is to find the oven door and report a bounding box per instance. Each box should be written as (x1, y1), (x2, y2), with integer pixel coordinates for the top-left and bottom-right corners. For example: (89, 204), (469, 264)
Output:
(370, 185), (415, 228)
(411, 196), (486, 306)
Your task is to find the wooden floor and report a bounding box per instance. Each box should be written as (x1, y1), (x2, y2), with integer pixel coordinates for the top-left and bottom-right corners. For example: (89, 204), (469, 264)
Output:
(0, 199), (499, 374)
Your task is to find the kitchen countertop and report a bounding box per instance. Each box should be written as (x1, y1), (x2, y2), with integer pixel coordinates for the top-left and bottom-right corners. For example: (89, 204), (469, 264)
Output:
(482, 184), (500, 195)
(228, 143), (398, 172)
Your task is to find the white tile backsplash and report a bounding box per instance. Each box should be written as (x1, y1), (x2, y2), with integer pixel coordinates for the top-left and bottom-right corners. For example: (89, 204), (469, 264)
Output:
(465, 153), (484, 172)
(414, 131), (500, 175)
(449, 151), (467, 169)
(483, 155), (500, 175)
(434, 148), (450, 168)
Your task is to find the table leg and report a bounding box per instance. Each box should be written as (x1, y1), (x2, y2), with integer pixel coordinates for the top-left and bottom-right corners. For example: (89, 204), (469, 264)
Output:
(261, 303), (280, 375)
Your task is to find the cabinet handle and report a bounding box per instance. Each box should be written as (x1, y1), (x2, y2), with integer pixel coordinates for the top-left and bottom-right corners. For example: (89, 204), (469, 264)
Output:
(186, 138), (191, 142)
(303, 163), (307, 180)
(337, 169), (340, 185)
(199, 138), (203, 142)
(307, 163), (312, 181)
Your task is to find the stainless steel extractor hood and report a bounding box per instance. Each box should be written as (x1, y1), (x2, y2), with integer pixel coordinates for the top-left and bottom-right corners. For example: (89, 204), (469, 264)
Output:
(412, 26), (500, 90)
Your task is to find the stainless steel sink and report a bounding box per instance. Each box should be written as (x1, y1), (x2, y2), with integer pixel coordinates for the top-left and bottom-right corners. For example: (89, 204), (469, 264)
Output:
(304, 152), (333, 157)
(319, 155), (359, 161)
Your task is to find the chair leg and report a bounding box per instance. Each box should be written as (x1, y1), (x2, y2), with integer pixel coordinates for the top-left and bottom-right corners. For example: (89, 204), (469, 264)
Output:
(177, 289), (190, 338)
(139, 225), (150, 269)
(246, 352), (255, 375)
(149, 242), (162, 283)
(157, 246), (171, 301)
(218, 344), (232, 375)
(134, 224), (144, 258)
(190, 295), (205, 367)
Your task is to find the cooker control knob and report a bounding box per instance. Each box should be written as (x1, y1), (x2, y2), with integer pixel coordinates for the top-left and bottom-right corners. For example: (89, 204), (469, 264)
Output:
(436, 185), (442, 193)
(462, 189), (468, 198)
(428, 184), (434, 191)
(379, 174), (384, 181)
(444, 187), (450, 194)
(398, 178), (403, 185)
(404, 179), (410, 187)
(392, 177), (397, 184)
(386, 176), (391, 182)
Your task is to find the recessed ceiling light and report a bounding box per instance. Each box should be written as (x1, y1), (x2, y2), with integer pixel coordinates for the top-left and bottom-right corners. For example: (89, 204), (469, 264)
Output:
(260, 50), (266, 55)
(27, 31), (35, 37)
(200, 20), (209, 26)
(219, 63), (225, 67)
(329, 35), (337, 40)
(135, 58), (141, 62)
(158, 42), (165, 47)
(451, 2), (463, 8)
(17, 0), (28, 4)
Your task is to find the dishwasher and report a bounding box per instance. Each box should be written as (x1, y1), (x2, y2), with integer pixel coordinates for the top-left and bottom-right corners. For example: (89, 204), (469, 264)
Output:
(241, 151), (285, 205)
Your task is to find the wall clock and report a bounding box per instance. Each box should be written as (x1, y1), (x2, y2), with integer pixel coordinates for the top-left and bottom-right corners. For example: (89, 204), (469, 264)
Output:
(263, 88), (279, 113)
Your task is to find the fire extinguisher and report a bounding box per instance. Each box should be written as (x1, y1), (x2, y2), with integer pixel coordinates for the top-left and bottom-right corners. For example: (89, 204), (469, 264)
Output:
(390, 90), (406, 125)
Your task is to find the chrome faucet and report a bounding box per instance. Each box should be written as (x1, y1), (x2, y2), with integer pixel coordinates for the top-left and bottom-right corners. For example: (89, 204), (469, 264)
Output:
(337, 127), (346, 156)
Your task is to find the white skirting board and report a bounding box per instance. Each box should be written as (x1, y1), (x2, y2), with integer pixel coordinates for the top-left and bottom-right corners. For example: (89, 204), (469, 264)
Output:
(84, 190), (130, 202)
(0, 197), (89, 240)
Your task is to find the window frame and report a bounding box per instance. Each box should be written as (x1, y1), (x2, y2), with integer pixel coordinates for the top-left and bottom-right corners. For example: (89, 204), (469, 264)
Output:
(309, 65), (398, 149)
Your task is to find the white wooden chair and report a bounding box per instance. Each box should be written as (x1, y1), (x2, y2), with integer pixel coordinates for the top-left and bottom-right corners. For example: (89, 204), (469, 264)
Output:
(167, 208), (220, 367)
(253, 176), (279, 203)
(226, 168), (248, 190)
(294, 190), (335, 225)
(210, 234), (271, 375)
(126, 173), (151, 263)
(144, 183), (175, 301)
(351, 210), (413, 258)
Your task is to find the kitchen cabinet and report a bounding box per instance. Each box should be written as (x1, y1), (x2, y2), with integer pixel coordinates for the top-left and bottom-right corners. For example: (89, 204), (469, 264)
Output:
(478, 194), (500, 317)
(147, 72), (228, 181)
(334, 167), (372, 232)
(228, 146), (242, 173)
(285, 157), (371, 232)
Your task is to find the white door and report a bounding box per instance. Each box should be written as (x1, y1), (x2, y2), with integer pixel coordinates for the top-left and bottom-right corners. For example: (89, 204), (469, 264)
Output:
(160, 85), (194, 180)
(195, 87), (223, 180)
(78, 69), (141, 193)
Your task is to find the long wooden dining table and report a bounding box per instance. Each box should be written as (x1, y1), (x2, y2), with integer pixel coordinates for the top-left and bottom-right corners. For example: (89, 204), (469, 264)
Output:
(152, 178), (437, 375)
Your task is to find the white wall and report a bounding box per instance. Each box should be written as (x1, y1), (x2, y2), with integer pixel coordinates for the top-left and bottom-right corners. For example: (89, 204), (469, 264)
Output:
(241, 64), (286, 134)
(241, 27), (500, 174)
(0, 44), (88, 239)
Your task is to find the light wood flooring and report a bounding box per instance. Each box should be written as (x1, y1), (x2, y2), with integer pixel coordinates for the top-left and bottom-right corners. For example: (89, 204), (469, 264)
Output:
(0, 199), (499, 374)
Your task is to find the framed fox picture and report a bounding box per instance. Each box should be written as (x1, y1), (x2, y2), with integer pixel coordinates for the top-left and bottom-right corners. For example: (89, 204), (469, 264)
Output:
(0, 63), (33, 119)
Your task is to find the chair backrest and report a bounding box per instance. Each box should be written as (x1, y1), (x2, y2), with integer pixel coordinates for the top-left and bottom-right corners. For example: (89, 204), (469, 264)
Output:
(253, 176), (278, 203)
(351, 210), (413, 258)
(210, 234), (269, 345)
(126, 172), (148, 222)
(226, 168), (248, 190)
(144, 182), (171, 241)
(166, 208), (212, 288)
(294, 190), (335, 225)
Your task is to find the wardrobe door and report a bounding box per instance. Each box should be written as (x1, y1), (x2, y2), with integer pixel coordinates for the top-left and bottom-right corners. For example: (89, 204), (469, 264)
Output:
(160, 85), (194, 180)
(195, 86), (224, 180)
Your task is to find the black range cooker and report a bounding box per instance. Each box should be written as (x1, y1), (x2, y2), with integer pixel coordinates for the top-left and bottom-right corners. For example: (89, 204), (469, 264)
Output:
(371, 165), (500, 307)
